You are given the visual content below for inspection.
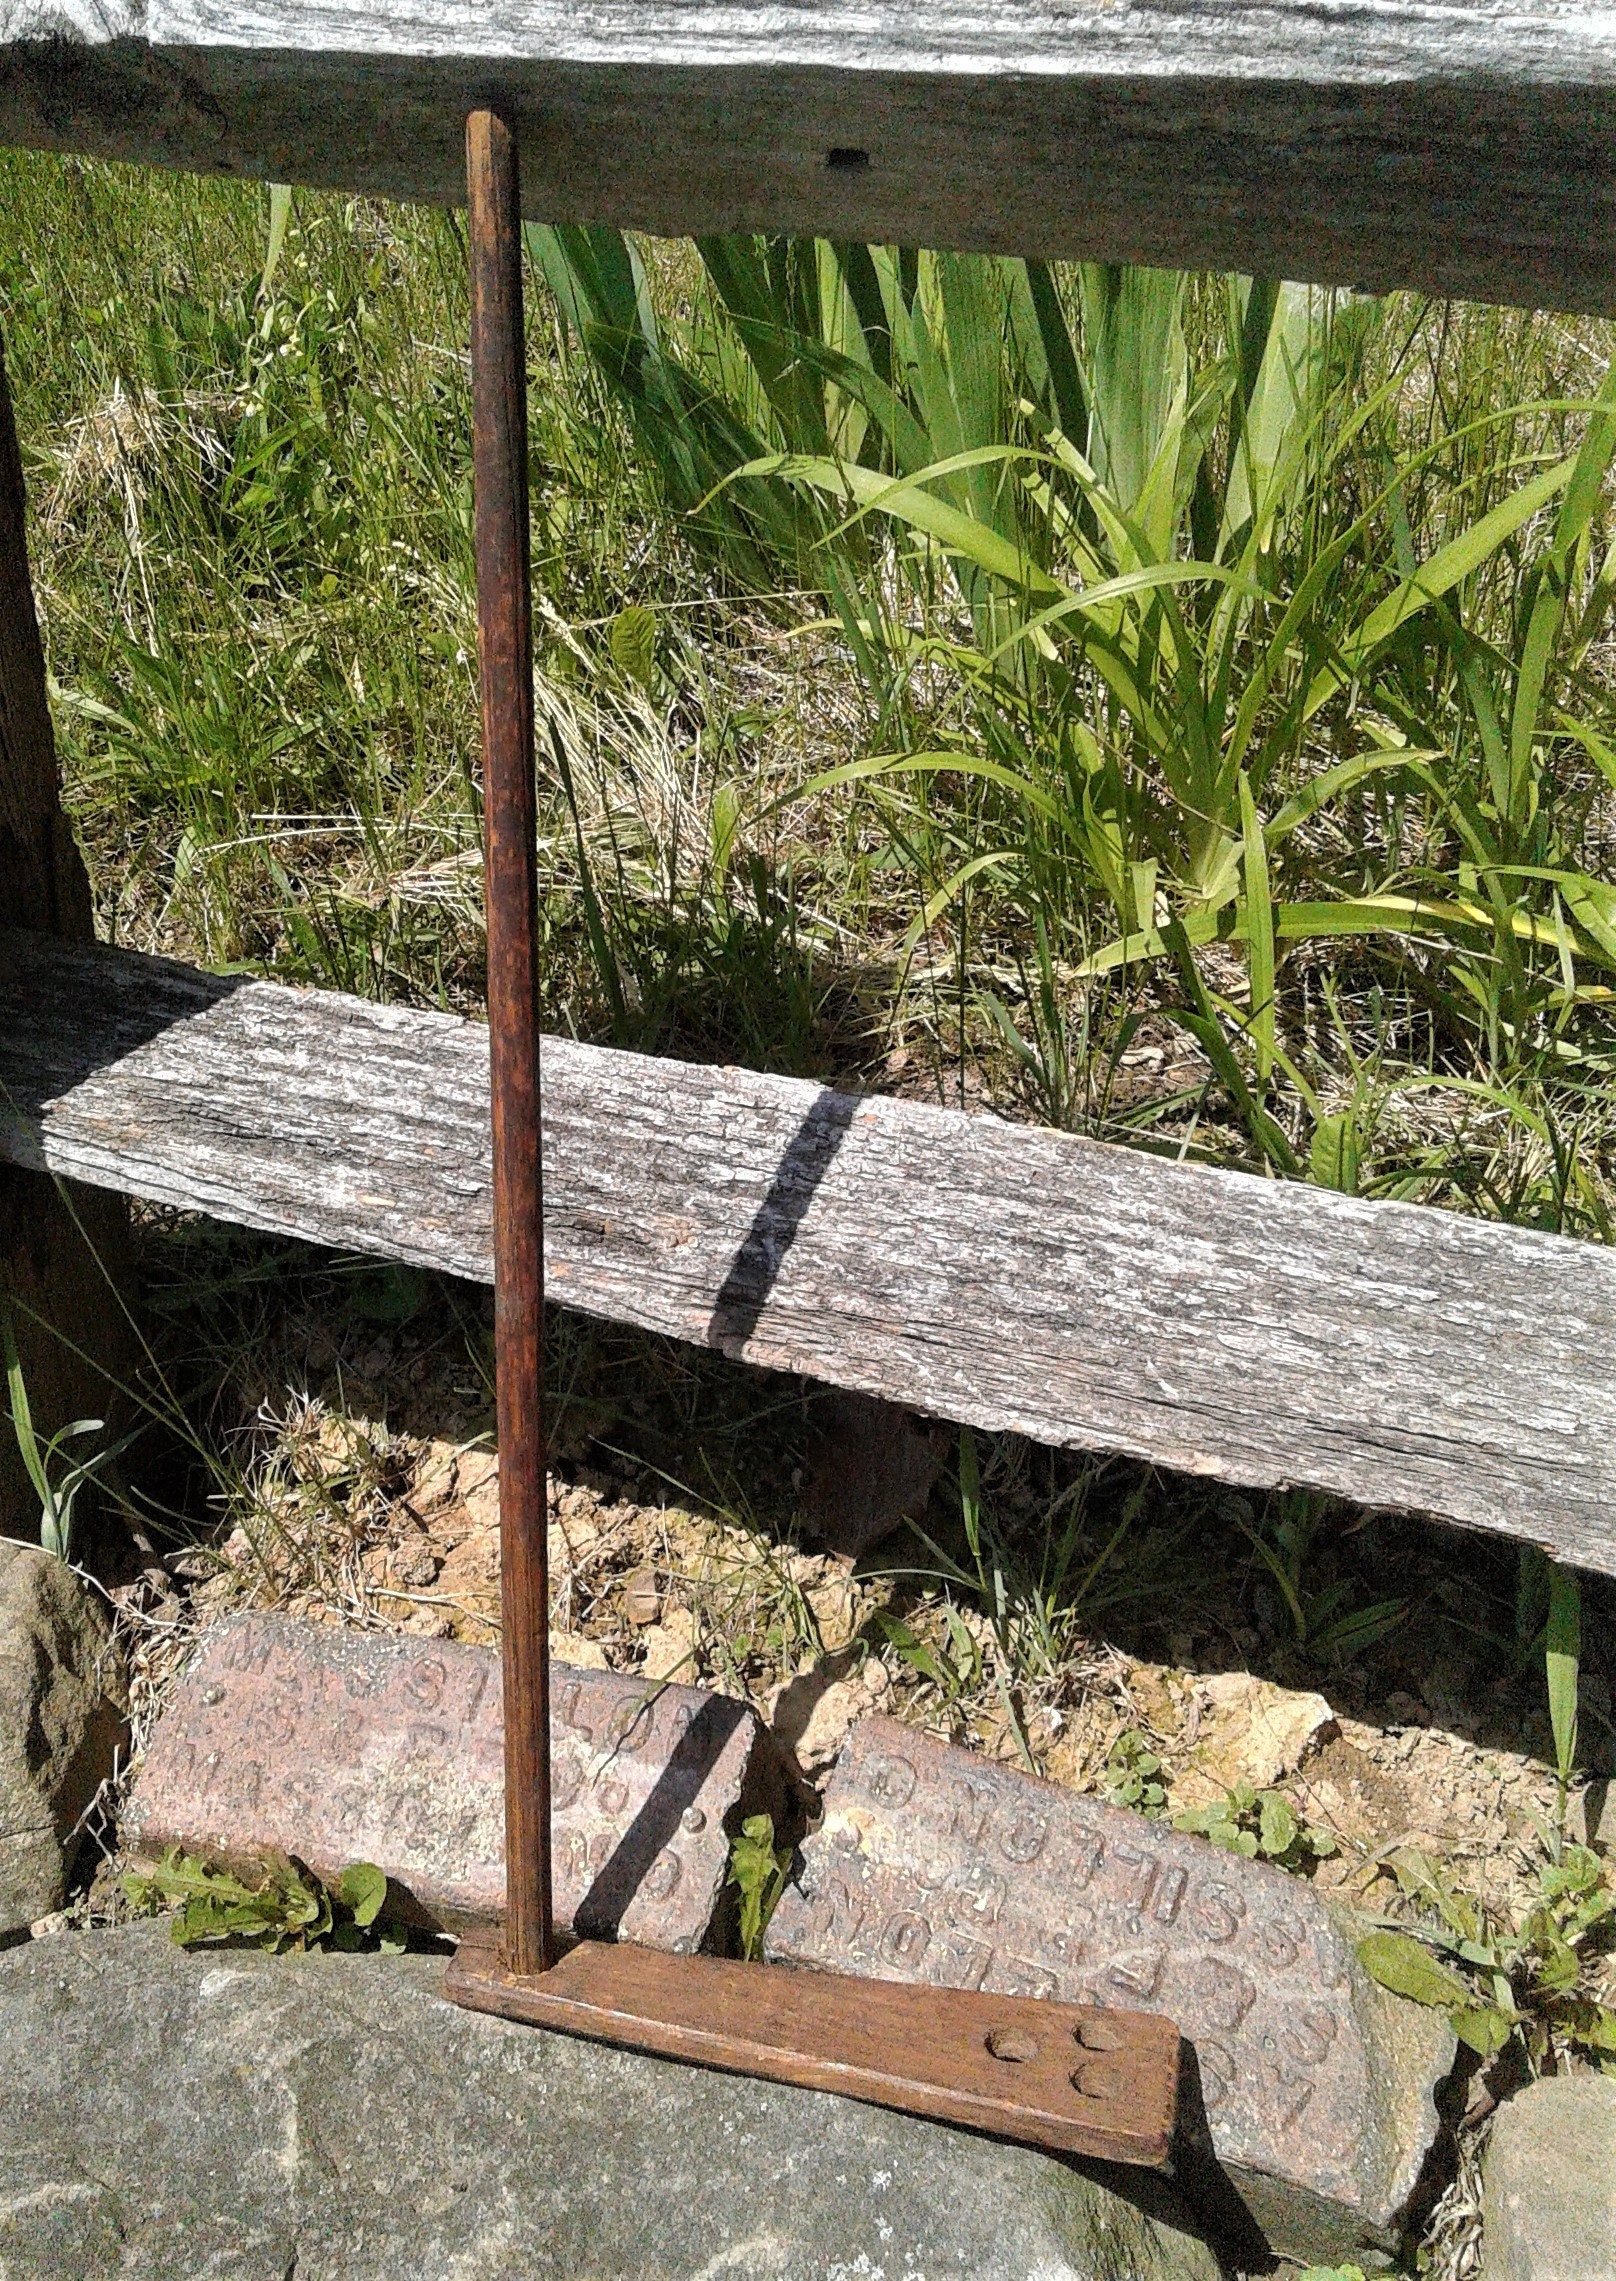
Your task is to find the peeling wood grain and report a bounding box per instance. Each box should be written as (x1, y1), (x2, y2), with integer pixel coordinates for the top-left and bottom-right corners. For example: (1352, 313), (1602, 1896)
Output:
(3, 927), (1614, 1572)
(2, 1), (1615, 310)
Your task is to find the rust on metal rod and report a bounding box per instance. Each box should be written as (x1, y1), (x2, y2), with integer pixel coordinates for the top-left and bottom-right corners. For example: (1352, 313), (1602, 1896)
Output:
(466, 104), (551, 1979)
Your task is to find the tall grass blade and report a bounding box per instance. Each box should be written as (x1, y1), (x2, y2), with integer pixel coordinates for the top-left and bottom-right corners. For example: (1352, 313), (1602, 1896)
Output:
(1546, 1562), (1582, 1832)
(1239, 770), (1276, 1081)
(260, 184), (292, 299)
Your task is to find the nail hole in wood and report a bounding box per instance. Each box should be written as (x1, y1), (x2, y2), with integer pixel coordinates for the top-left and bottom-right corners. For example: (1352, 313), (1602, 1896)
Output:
(986, 2028), (1040, 2063)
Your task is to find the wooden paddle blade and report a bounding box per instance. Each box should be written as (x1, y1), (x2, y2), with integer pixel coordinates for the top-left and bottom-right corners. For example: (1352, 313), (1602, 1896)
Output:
(445, 1932), (1182, 2168)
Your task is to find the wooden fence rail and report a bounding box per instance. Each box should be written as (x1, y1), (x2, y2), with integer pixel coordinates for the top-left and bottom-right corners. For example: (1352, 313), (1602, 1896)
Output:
(5, 924), (1615, 1577)
(3, 1), (1615, 312)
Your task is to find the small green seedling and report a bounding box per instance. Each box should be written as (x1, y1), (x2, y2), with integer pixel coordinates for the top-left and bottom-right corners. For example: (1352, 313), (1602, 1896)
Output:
(1357, 1842), (1616, 2064)
(1103, 1729), (1168, 1816)
(1172, 1783), (1336, 1874)
(874, 1609), (981, 1702)
(1545, 1562), (1582, 1839)
(3, 1293), (129, 1566)
(727, 1813), (792, 1962)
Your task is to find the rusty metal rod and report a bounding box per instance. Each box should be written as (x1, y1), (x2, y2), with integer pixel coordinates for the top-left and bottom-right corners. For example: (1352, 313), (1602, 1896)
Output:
(466, 105), (552, 1979)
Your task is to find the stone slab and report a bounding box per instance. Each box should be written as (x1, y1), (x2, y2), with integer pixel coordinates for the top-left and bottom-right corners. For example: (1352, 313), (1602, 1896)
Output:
(0, 1542), (126, 1940)
(0, 1921), (1220, 2280)
(1482, 2074), (1616, 2281)
(767, 1713), (1453, 2262)
(125, 1613), (784, 1950)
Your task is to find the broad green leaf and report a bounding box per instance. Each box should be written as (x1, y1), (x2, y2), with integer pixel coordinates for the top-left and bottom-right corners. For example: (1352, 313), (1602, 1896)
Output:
(1080, 888), (1605, 982)
(943, 1604), (981, 1685)
(938, 250), (1015, 540)
(1560, 2000), (1616, 2053)
(1166, 963), (1298, 1173)
(875, 1613), (948, 1687)
(1263, 750), (1432, 846)
(772, 325), (933, 474)
(829, 240), (894, 390)
(1509, 362), (1616, 802)
(2, 1291), (55, 1524)
(1239, 772), (1275, 1080)
(730, 451), (1064, 596)
(1258, 1792), (1298, 1858)
(1022, 260), (1087, 447)
(1562, 878), (1616, 964)
(1080, 266), (1187, 517)
(986, 558), (1248, 665)
(696, 237), (830, 454)
(958, 1425), (982, 1564)
(260, 184), (293, 299)
(1222, 279), (1328, 553)
(1452, 2005), (1514, 2057)
(528, 223), (656, 345)
(609, 605), (658, 693)
(777, 748), (1066, 829)
(1356, 1931), (1471, 2010)
(338, 1862), (389, 1929)
(728, 1812), (789, 1961)
(710, 780), (742, 883)
(1310, 1111), (1360, 1195)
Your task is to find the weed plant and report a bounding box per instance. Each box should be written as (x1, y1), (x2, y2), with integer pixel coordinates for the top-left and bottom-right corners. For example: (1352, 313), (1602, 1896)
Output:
(124, 1847), (409, 1952)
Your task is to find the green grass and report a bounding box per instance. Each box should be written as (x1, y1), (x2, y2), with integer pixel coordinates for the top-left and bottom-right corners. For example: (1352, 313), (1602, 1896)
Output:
(2, 159), (851, 1067)
(9, 153), (1616, 1238)
(537, 234), (1616, 1216)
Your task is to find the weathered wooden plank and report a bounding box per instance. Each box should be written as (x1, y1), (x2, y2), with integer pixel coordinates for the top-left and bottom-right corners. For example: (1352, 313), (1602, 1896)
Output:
(445, 1930), (1185, 2172)
(2, 1), (1615, 312)
(2, 924), (1614, 1572)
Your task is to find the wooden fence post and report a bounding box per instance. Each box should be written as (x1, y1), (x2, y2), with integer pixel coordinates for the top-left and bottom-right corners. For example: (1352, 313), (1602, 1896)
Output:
(0, 328), (133, 1546)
